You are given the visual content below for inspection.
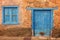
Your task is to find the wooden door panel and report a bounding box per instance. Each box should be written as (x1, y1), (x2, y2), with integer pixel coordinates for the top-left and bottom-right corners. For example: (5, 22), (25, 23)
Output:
(33, 10), (53, 36)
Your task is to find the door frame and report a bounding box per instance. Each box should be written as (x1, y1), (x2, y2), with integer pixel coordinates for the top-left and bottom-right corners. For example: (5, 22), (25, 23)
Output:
(27, 8), (57, 36)
(31, 8), (55, 36)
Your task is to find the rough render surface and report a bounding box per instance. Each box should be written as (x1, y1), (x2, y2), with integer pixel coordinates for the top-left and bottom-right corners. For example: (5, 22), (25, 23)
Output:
(0, 0), (59, 30)
(0, 0), (32, 29)
(50, 0), (60, 28)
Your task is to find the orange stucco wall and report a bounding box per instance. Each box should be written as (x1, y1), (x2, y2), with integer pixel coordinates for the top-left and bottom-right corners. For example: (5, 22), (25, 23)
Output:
(51, 0), (60, 28)
(0, 0), (32, 29)
(0, 0), (59, 29)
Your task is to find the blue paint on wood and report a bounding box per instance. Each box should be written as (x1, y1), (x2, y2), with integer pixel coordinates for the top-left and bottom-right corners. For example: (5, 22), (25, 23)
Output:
(27, 7), (57, 10)
(30, 8), (54, 36)
(34, 10), (53, 36)
(2, 6), (18, 24)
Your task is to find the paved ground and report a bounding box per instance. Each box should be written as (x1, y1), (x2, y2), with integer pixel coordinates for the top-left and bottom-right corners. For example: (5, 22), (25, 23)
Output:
(0, 36), (60, 40)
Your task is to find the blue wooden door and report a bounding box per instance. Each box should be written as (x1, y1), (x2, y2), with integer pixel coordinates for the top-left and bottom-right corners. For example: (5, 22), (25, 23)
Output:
(33, 10), (53, 36)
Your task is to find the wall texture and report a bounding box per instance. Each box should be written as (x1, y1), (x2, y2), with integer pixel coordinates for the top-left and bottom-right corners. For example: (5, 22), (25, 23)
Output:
(51, 0), (60, 28)
(0, 0), (59, 30)
(0, 0), (32, 29)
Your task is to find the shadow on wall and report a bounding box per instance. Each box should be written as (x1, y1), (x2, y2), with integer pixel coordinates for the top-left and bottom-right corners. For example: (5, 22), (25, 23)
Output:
(52, 27), (60, 38)
(0, 27), (32, 37)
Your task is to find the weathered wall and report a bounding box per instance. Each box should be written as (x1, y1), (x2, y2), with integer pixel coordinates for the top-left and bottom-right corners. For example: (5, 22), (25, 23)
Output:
(50, 0), (60, 28)
(0, 0), (31, 29)
(0, 0), (59, 30)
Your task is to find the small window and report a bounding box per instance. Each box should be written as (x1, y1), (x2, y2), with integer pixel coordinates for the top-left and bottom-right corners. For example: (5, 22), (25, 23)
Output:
(3, 6), (18, 24)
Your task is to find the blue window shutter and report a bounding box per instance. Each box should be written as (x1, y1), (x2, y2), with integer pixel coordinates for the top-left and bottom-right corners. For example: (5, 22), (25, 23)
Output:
(11, 8), (18, 24)
(3, 7), (18, 24)
(4, 8), (10, 24)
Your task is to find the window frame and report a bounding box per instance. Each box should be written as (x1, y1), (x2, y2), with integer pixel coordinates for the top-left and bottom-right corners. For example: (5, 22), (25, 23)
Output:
(2, 6), (19, 25)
